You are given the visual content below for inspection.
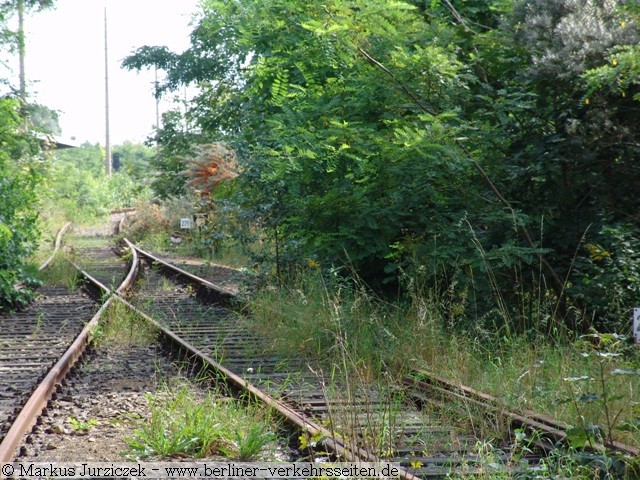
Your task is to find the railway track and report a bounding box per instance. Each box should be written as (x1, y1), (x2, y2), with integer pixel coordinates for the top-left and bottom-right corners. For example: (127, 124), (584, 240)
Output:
(121, 242), (639, 478)
(122, 246), (506, 477)
(0, 287), (95, 444)
(2, 224), (638, 478)
(0, 220), (133, 463)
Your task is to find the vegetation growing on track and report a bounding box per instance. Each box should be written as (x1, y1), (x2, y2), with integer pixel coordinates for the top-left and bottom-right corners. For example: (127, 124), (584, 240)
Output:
(5, 0), (640, 476)
(248, 272), (640, 451)
(117, 0), (640, 468)
(125, 383), (278, 461)
(37, 252), (81, 290)
(93, 300), (157, 348)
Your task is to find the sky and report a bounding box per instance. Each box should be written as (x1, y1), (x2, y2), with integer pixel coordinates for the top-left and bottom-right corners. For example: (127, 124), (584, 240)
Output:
(17, 0), (200, 145)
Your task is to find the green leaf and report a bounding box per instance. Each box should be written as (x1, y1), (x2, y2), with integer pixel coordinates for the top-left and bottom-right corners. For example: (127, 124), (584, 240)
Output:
(566, 425), (602, 448)
(0, 223), (12, 242)
(566, 427), (592, 448)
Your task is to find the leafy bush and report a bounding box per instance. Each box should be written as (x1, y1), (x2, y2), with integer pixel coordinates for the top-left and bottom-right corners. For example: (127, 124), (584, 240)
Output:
(0, 98), (43, 310)
(123, 203), (171, 244)
(42, 144), (152, 224)
(570, 223), (640, 332)
(124, 0), (640, 333)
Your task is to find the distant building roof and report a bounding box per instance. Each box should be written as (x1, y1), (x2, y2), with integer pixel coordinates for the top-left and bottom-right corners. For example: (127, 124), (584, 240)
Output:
(50, 138), (78, 149)
(35, 134), (78, 150)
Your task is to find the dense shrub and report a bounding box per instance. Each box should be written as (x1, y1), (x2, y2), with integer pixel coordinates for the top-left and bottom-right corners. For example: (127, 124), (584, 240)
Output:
(124, 0), (640, 333)
(0, 98), (43, 310)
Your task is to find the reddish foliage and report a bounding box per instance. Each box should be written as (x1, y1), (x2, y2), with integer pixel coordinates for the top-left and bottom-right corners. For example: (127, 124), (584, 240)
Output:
(186, 143), (238, 197)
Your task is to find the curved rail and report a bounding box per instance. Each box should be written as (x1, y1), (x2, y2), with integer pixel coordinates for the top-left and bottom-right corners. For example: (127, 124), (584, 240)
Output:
(128, 240), (236, 300)
(9, 232), (634, 474)
(38, 221), (72, 271)
(122, 239), (412, 476)
(114, 209), (136, 236)
(126, 241), (640, 467)
(116, 242), (139, 296)
(0, 239), (139, 463)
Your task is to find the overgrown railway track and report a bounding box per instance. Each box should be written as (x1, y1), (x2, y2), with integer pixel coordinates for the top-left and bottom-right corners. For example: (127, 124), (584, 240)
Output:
(2, 224), (638, 479)
(121, 242), (640, 478)
(122, 245), (515, 477)
(0, 221), (132, 463)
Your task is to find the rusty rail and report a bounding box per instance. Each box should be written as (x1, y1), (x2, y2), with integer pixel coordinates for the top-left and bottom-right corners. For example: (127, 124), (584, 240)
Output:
(38, 221), (72, 272)
(0, 298), (114, 463)
(122, 239), (420, 479)
(130, 241), (640, 462)
(128, 241), (236, 300)
(11, 231), (633, 476)
(0, 237), (138, 464)
(114, 209), (136, 236)
(403, 371), (640, 457)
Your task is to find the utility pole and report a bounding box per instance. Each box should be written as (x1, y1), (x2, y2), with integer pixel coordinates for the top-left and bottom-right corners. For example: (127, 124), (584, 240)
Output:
(104, 5), (112, 177)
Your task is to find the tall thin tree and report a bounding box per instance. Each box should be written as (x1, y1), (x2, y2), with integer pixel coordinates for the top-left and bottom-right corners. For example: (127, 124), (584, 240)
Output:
(104, 5), (111, 177)
(17, 0), (26, 120)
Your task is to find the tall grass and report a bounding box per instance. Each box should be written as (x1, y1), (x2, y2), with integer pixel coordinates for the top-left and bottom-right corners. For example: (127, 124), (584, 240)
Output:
(38, 253), (82, 290)
(248, 270), (640, 448)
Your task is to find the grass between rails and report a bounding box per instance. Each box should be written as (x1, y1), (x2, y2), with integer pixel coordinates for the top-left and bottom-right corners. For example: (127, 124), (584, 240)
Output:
(247, 271), (640, 453)
(38, 234), (120, 290)
(124, 229), (252, 271)
(31, 208), (114, 267)
(87, 273), (280, 462)
(36, 221), (282, 463)
(84, 218), (640, 475)
(37, 252), (82, 290)
(124, 383), (279, 461)
(92, 300), (158, 348)
(30, 219), (68, 267)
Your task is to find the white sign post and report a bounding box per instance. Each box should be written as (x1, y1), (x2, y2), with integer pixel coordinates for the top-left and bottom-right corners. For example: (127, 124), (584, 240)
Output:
(634, 308), (640, 344)
(180, 217), (193, 229)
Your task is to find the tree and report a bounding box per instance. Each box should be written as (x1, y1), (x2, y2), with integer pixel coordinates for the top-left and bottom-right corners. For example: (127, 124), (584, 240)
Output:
(495, 0), (640, 329)
(27, 103), (61, 135)
(0, 98), (42, 309)
(0, 0), (53, 310)
(124, 0), (640, 332)
(0, 0), (54, 101)
(125, 0), (528, 292)
(113, 141), (155, 182)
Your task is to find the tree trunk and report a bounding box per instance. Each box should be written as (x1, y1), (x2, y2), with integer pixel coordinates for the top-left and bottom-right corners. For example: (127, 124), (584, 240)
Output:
(17, 0), (26, 120)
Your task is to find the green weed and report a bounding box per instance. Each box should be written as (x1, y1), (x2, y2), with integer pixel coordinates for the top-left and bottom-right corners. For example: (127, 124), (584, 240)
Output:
(68, 417), (98, 432)
(32, 308), (45, 334)
(94, 300), (157, 347)
(125, 384), (277, 460)
(38, 252), (82, 290)
(556, 332), (640, 449)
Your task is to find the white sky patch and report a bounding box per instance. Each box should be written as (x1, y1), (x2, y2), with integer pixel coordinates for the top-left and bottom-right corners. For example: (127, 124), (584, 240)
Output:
(11, 0), (200, 145)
